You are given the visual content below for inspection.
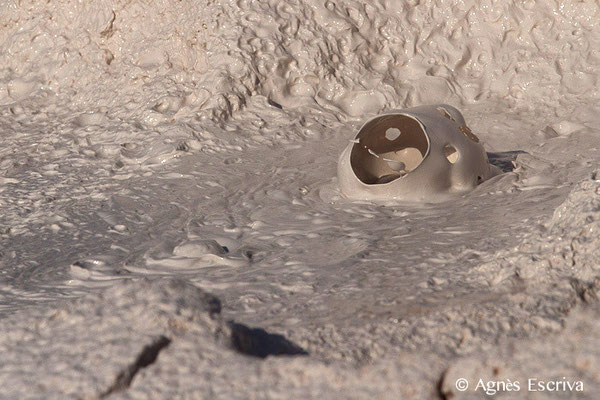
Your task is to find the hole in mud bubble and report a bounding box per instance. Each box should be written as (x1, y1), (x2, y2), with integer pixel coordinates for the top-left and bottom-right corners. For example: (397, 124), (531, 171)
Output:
(228, 322), (308, 358)
(385, 127), (402, 141)
(443, 144), (458, 164)
(477, 176), (483, 184)
(351, 114), (428, 185)
(437, 106), (480, 143)
(437, 106), (455, 121)
(460, 125), (480, 143)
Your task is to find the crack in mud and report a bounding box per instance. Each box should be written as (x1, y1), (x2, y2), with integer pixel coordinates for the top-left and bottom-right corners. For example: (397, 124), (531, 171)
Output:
(100, 335), (171, 398)
(95, 320), (306, 398)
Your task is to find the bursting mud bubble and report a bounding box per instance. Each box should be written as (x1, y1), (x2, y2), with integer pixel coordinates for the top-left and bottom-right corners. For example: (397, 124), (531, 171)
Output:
(337, 104), (500, 201)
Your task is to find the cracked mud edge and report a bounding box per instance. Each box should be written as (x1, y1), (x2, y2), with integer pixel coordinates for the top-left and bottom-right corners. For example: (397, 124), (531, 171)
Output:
(99, 335), (172, 399)
(96, 323), (307, 398)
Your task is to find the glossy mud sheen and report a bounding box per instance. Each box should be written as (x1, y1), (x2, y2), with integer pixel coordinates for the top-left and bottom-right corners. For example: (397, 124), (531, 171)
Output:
(1, 0), (600, 398)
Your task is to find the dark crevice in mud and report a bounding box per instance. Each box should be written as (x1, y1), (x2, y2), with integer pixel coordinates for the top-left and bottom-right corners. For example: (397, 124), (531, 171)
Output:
(571, 277), (600, 304)
(267, 98), (283, 109)
(229, 322), (308, 358)
(437, 374), (450, 400)
(100, 335), (171, 398)
(487, 150), (526, 173)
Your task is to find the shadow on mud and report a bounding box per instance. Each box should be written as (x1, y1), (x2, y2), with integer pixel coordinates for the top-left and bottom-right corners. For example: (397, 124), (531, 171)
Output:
(229, 322), (308, 358)
(487, 151), (527, 173)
